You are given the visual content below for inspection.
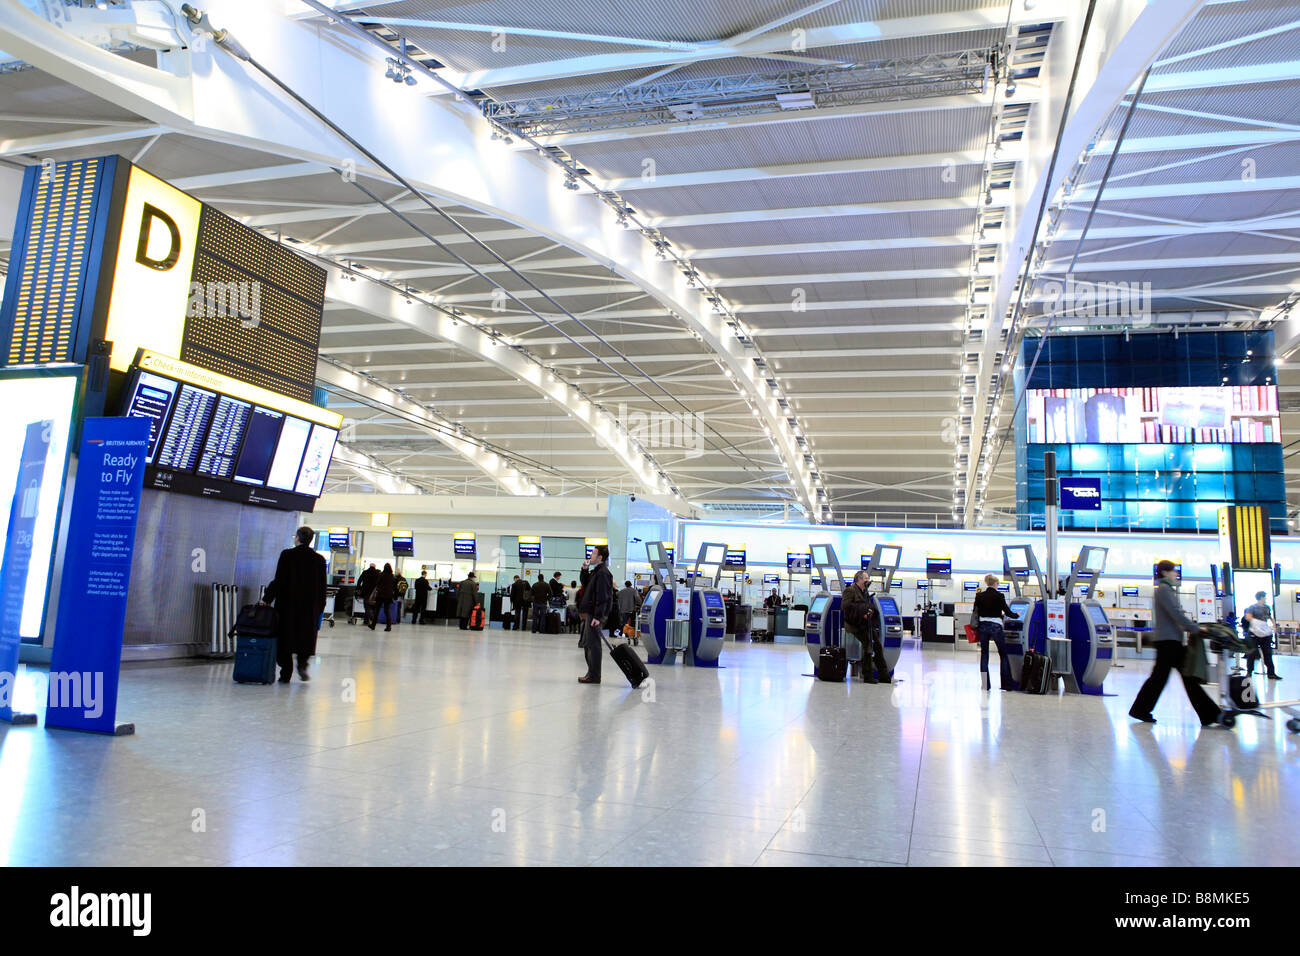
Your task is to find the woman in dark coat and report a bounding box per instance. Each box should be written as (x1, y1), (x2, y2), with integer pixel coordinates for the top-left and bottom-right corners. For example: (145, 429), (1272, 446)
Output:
(262, 526), (327, 683)
(456, 572), (480, 630)
(371, 563), (397, 632)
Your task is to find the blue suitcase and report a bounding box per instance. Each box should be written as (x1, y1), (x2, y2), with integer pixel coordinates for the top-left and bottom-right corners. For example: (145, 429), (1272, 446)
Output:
(233, 634), (277, 684)
(231, 604), (278, 684)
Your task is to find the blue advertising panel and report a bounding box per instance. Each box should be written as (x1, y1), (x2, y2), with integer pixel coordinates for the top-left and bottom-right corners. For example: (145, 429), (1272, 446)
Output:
(0, 422), (51, 724)
(1059, 476), (1102, 511)
(44, 417), (149, 735)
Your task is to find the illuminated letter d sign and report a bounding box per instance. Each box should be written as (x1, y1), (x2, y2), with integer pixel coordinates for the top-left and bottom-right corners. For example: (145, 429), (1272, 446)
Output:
(135, 202), (181, 271)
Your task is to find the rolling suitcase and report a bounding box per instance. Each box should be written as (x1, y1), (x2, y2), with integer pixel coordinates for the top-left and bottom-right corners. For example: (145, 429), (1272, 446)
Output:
(546, 610), (561, 634)
(818, 645), (847, 682)
(230, 604), (278, 684)
(599, 629), (649, 688)
(1020, 650), (1052, 695)
(469, 604), (485, 631)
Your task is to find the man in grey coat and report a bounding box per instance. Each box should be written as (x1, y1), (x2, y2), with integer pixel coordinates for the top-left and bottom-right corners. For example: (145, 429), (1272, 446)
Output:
(1129, 560), (1222, 726)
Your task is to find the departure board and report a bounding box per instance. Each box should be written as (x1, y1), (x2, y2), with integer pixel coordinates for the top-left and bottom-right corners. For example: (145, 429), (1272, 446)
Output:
(124, 371), (179, 465)
(196, 395), (252, 480)
(123, 351), (342, 512)
(156, 384), (216, 472)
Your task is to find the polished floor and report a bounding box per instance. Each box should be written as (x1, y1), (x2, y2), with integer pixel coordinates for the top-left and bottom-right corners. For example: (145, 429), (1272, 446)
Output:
(1, 623), (1297, 867)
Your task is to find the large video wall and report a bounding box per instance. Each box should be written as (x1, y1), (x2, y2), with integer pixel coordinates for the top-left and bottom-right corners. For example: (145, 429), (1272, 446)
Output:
(1015, 331), (1286, 533)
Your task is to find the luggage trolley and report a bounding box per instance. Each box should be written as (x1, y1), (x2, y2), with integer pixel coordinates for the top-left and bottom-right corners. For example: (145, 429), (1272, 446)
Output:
(1205, 622), (1300, 733)
(322, 586), (339, 628)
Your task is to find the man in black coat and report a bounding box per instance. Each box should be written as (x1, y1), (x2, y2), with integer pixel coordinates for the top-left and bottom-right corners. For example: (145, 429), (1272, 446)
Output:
(263, 526), (328, 684)
(578, 544), (614, 684)
(356, 562), (379, 627)
(509, 574), (530, 631)
(550, 571), (565, 601)
(530, 572), (551, 634)
(410, 570), (431, 625)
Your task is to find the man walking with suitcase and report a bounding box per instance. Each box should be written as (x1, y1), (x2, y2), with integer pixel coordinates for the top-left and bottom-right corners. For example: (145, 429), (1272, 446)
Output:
(261, 525), (327, 683)
(578, 544), (614, 684)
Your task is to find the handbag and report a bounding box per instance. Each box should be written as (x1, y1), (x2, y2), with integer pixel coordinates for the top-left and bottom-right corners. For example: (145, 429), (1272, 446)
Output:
(1181, 633), (1210, 684)
(964, 624), (978, 643)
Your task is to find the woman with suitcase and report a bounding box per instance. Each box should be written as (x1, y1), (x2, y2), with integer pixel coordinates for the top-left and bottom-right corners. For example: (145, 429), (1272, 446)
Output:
(1129, 561), (1223, 726)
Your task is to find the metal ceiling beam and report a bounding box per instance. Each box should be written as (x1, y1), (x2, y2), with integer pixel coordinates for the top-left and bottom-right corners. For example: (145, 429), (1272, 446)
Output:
(0, 122), (165, 156)
(441, 4), (1072, 92)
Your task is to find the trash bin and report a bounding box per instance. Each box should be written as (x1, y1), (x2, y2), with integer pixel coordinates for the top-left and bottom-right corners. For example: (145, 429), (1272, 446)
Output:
(733, 604), (752, 641)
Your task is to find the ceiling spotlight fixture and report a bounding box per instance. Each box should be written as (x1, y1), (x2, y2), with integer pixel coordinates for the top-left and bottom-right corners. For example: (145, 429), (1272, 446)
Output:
(563, 173), (580, 190)
(1005, 79), (1017, 97)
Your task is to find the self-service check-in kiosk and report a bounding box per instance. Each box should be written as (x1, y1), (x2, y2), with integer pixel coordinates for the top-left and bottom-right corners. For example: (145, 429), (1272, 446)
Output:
(804, 543), (845, 676)
(862, 543), (904, 680)
(686, 542), (727, 668)
(1001, 544), (1049, 688)
(1063, 545), (1113, 695)
(638, 541), (677, 665)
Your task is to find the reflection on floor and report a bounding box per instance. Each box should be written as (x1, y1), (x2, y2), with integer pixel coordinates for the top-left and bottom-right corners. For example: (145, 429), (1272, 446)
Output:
(1, 624), (1296, 866)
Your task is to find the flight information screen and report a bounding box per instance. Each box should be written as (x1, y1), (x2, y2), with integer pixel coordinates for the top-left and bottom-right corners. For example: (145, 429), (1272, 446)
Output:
(266, 416), (310, 490)
(293, 423), (337, 496)
(233, 406), (284, 486)
(124, 372), (179, 465)
(156, 384), (216, 472)
(122, 352), (342, 511)
(196, 395), (252, 480)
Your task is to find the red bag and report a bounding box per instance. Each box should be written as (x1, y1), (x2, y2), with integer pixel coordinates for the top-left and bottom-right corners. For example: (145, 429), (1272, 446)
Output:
(964, 624), (978, 643)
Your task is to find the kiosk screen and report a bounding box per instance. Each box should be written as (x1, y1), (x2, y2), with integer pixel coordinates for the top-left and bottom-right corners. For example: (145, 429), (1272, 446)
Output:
(809, 595), (829, 615)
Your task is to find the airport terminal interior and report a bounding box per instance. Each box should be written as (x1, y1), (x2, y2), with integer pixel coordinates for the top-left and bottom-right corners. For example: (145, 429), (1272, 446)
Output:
(1, 0), (1300, 870)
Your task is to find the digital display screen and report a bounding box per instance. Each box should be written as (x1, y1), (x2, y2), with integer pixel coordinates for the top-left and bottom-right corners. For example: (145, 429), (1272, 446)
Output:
(392, 533), (414, 555)
(518, 537), (542, 564)
(124, 372), (178, 465)
(705, 592), (723, 610)
(155, 383), (216, 472)
(266, 415), (310, 490)
(1027, 386), (1279, 444)
(787, 553), (811, 572)
(1086, 603), (1110, 626)
(763, 574), (780, 584)
(294, 423), (338, 497)
(963, 581), (979, 591)
(877, 597), (899, 616)
(1122, 586), (1139, 596)
(454, 534), (477, 557)
(1084, 548), (1107, 572)
(811, 576), (822, 587)
(809, 595), (829, 615)
(723, 549), (746, 568)
(916, 581), (930, 590)
(123, 353), (342, 510)
(642, 591), (659, 611)
(1003, 548), (1030, 571)
(196, 395), (251, 480)
(1008, 601), (1030, 620)
(861, 554), (872, 570)
(809, 545), (831, 567)
(996, 583), (1010, 592)
(585, 537), (607, 559)
(891, 580), (903, 588)
(877, 546), (901, 568)
(232, 405), (283, 486)
(926, 557), (952, 576)
(0, 375), (78, 641)
(327, 528), (350, 551)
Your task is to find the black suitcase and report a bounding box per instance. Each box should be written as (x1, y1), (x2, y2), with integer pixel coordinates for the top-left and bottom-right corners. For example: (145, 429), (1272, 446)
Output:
(600, 630), (649, 688)
(546, 611), (561, 634)
(1020, 650), (1053, 695)
(818, 645), (847, 682)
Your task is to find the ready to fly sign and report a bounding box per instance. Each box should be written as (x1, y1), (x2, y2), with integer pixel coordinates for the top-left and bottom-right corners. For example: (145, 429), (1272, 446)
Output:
(1059, 477), (1102, 511)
